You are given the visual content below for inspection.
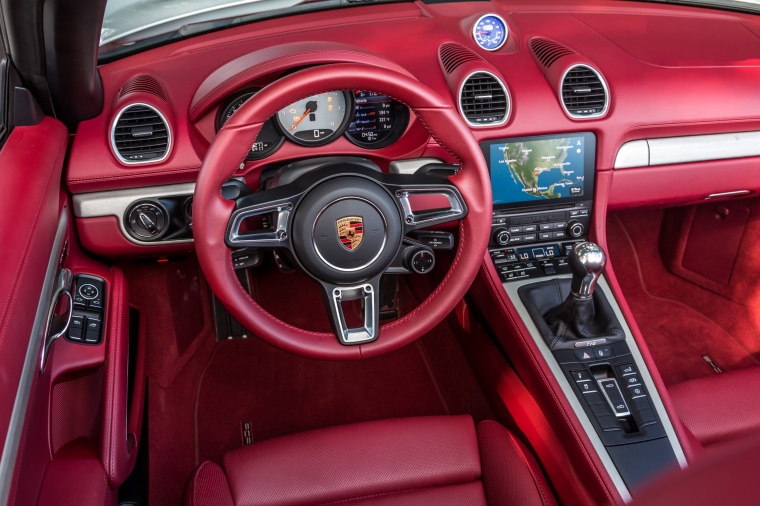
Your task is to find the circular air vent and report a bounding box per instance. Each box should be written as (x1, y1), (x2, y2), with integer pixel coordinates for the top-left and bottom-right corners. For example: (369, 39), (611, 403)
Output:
(110, 103), (172, 164)
(560, 64), (609, 119)
(458, 71), (510, 127)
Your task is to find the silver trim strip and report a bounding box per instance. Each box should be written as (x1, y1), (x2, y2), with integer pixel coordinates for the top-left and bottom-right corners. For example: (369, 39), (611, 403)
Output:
(72, 183), (195, 246)
(614, 130), (760, 169)
(110, 103), (173, 166)
(472, 13), (509, 52)
(458, 70), (511, 128)
(0, 210), (68, 505)
(503, 275), (687, 503)
(614, 140), (649, 169)
(706, 190), (752, 199)
(559, 64), (610, 120)
(388, 158), (443, 175)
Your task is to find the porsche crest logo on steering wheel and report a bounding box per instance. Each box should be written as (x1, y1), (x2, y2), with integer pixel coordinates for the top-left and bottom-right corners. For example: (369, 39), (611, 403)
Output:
(336, 216), (364, 251)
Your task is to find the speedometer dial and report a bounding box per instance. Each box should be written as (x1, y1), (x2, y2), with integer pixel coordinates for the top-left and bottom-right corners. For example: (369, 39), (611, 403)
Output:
(276, 91), (352, 146)
(216, 90), (284, 160)
(472, 14), (508, 51)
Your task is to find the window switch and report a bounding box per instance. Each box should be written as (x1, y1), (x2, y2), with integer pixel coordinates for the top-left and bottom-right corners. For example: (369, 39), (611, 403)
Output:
(69, 316), (85, 340)
(87, 298), (103, 311)
(85, 330), (101, 344)
(85, 319), (102, 333)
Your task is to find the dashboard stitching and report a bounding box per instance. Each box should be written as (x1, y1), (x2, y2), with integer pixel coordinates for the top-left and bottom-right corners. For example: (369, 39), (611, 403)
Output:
(68, 167), (201, 185)
(191, 50), (412, 118)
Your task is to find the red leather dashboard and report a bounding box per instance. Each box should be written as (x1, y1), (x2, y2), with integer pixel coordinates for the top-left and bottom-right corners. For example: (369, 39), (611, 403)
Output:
(69, 0), (760, 253)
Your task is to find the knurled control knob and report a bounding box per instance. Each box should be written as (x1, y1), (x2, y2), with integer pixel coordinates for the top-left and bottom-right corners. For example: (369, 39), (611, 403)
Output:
(125, 201), (169, 241)
(405, 246), (436, 274)
(493, 227), (511, 246)
(567, 220), (585, 238)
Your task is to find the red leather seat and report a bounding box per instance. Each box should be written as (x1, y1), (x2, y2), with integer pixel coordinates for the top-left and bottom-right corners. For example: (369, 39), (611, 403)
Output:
(184, 415), (555, 506)
(669, 367), (760, 449)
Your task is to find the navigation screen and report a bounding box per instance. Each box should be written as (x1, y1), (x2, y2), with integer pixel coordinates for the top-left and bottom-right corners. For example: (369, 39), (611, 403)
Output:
(489, 136), (587, 205)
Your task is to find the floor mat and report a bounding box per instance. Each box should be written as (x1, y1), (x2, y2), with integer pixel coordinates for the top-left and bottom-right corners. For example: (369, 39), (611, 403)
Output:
(194, 323), (493, 465)
(607, 211), (760, 386)
(123, 257), (493, 506)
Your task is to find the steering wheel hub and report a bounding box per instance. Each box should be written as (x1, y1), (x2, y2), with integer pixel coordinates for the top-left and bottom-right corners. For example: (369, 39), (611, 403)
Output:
(291, 176), (402, 284)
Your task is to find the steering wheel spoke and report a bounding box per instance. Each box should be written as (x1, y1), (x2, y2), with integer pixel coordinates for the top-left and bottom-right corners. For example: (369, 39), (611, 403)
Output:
(226, 194), (299, 249)
(320, 276), (381, 345)
(386, 180), (468, 233)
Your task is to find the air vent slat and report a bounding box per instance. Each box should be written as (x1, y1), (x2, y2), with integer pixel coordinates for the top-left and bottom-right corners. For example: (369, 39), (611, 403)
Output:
(439, 42), (483, 74)
(560, 65), (609, 119)
(529, 38), (576, 68)
(459, 72), (509, 126)
(111, 104), (171, 163)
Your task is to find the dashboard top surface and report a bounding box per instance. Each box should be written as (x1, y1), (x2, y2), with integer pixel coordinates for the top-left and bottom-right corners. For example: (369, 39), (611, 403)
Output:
(67, 0), (760, 193)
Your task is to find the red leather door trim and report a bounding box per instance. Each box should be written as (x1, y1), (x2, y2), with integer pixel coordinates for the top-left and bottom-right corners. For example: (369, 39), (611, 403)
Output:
(0, 117), (69, 462)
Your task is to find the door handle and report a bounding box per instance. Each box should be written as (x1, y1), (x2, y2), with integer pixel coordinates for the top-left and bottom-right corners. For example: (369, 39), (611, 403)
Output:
(39, 268), (73, 374)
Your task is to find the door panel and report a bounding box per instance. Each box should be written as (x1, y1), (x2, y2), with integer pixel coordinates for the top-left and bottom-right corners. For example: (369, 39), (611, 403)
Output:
(0, 116), (70, 504)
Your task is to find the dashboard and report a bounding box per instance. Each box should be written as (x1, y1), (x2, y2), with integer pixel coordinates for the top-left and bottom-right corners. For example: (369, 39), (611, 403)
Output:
(67, 0), (760, 255)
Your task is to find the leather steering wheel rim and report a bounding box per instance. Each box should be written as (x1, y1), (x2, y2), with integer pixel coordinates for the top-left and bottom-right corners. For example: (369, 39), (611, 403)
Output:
(193, 63), (492, 360)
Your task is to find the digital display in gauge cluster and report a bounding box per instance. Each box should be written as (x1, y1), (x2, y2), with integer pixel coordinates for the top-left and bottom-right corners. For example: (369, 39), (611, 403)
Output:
(346, 91), (409, 149)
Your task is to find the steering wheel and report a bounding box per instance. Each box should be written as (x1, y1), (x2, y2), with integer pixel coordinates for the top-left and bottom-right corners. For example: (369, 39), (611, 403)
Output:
(193, 63), (492, 360)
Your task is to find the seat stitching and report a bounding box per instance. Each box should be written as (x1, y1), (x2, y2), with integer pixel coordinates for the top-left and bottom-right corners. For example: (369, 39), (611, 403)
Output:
(316, 480), (484, 505)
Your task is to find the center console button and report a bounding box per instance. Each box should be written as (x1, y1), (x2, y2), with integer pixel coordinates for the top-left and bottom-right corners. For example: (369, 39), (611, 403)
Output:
(623, 375), (642, 387)
(523, 225), (537, 233)
(523, 234), (537, 242)
(539, 223), (554, 231)
(552, 231), (568, 239)
(570, 370), (592, 382)
(539, 232), (552, 241)
(617, 363), (636, 376)
(508, 226), (522, 234)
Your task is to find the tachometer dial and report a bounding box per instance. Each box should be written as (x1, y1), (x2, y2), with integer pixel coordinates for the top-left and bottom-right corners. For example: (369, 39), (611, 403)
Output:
(472, 14), (508, 51)
(276, 91), (352, 146)
(217, 90), (284, 160)
(346, 91), (409, 149)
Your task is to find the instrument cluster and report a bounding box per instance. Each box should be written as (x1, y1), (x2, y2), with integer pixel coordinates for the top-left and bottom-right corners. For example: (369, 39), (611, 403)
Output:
(216, 89), (410, 160)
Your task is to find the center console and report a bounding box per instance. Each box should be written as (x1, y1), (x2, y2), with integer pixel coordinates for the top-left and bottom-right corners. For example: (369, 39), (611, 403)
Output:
(482, 133), (595, 281)
(481, 132), (686, 501)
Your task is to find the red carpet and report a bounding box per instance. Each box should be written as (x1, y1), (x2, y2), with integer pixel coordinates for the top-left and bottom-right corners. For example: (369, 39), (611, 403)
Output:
(607, 210), (760, 386)
(121, 256), (493, 506)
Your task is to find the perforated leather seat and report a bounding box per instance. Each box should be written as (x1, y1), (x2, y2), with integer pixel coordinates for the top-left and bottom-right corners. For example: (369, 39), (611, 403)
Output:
(184, 415), (555, 505)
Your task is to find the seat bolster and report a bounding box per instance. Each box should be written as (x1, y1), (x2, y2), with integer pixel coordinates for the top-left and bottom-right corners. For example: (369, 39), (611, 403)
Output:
(477, 420), (557, 506)
(184, 461), (234, 506)
(669, 367), (760, 448)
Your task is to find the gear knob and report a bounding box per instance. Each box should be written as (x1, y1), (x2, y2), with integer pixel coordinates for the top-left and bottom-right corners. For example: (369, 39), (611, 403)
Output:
(569, 242), (606, 298)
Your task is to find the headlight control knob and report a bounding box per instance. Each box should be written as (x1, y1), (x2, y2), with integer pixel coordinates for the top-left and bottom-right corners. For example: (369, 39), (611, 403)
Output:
(125, 201), (169, 241)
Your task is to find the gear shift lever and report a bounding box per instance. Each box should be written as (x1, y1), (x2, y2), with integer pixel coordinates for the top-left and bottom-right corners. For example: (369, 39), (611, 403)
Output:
(517, 241), (624, 349)
(569, 242), (606, 299)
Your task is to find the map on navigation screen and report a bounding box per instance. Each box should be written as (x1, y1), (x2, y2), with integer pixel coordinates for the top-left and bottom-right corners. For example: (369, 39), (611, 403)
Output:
(490, 137), (586, 205)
